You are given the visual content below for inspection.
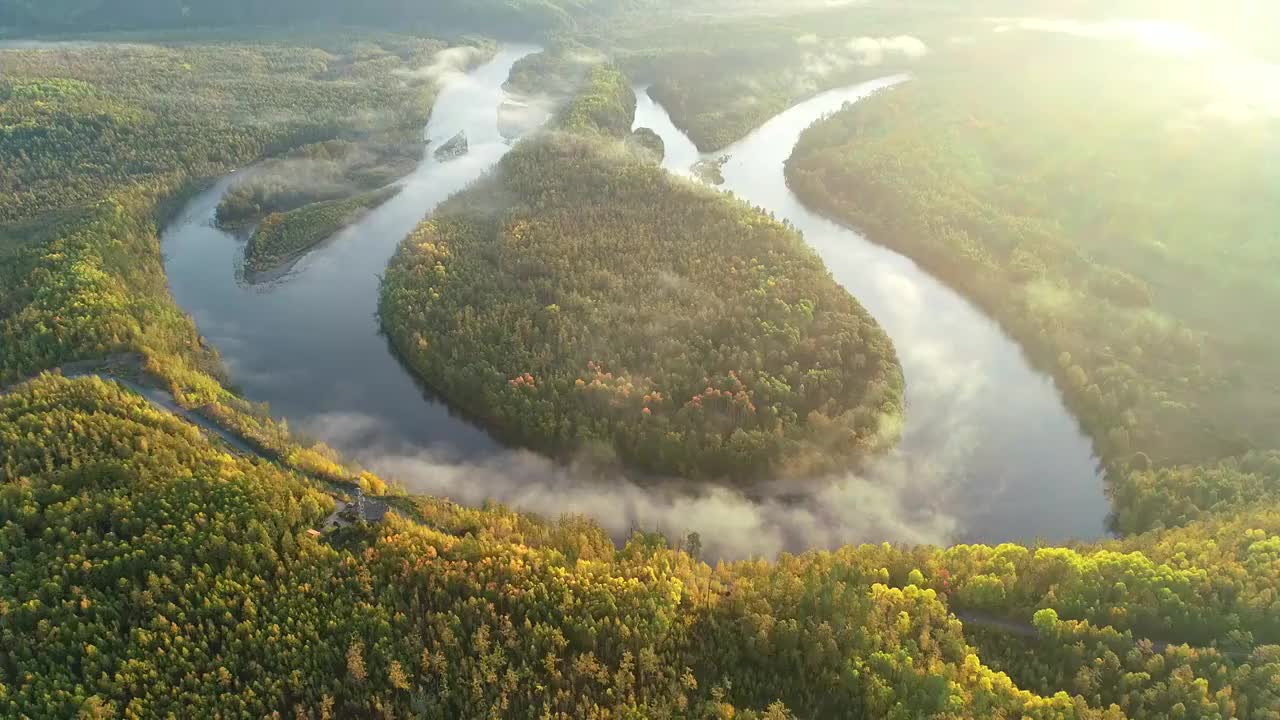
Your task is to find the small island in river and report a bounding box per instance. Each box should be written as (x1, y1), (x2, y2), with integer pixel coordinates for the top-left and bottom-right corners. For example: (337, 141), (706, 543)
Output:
(215, 134), (422, 272)
(433, 131), (469, 161)
(244, 187), (400, 272)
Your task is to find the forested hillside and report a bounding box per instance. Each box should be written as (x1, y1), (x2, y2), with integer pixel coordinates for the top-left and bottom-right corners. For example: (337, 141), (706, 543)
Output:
(381, 65), (903, 480)
(786, 31), (1280, 532)
(0, 33), (495, 520)
(4, 376), (1278, 717)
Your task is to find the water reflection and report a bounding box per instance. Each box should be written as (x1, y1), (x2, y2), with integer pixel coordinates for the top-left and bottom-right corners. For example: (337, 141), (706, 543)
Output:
(164, 47), (539, 463)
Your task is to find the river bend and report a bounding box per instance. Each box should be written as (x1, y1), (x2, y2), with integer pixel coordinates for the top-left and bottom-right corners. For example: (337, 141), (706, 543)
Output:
(161, 46), (1107, 559)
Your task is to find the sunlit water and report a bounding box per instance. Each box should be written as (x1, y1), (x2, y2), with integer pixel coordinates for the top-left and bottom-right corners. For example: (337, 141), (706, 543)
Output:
(636, 80), (1107, 543)
(162, 46), (1107, 559)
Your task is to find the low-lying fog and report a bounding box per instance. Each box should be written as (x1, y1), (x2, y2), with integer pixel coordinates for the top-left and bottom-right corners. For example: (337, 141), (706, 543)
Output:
(157, 42), (1115, 561)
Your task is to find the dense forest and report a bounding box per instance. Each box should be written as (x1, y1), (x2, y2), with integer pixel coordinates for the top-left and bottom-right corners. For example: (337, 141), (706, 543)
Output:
(381, 64), (903, 480)
(3, 3), (1280, 718)
(786, 31), (1280, 530)
(3, 376), (1278, 717)
(0, 36), (453, 227)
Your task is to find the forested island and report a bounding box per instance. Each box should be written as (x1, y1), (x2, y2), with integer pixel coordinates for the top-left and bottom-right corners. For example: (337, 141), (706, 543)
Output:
(245, 186), (399, 272)
(208, 70), (490, 272)
(381, 65), (903, 479)
(2, 1), (1280, 718)
(215, 136), (422, 272)
(213, 134), (428, 230)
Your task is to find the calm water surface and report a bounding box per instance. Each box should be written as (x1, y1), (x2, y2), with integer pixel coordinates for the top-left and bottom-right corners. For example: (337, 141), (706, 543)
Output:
(162, 48), (1107, 559)
(165, 48), (538, 462)
(635, 81), (1107, 543)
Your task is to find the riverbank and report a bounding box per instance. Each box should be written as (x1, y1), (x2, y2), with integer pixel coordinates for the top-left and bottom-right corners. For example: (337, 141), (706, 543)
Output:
(783, 31), (1280, 533)
(635, 81), (1108, 545)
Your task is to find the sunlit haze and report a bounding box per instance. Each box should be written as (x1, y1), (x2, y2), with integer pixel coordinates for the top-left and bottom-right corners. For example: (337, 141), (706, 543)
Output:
(1, 1), (1277, 717)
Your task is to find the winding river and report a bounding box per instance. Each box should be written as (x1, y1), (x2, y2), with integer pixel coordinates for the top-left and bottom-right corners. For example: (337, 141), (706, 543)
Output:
(162, 45), (1107, 559)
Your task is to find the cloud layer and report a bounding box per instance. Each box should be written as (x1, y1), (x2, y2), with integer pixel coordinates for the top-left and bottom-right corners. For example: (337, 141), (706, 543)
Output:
(304, 409), (961, 562)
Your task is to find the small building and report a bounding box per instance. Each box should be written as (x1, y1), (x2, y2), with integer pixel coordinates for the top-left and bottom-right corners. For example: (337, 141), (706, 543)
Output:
(319, 487), (391, 531)
(360, 498), (390, 523)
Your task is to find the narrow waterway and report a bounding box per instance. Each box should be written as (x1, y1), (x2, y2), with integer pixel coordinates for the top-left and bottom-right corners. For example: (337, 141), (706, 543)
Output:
(164, 47), (539, 464)
(161, 46), (1107, 559)
(634, 81), (1107, 543)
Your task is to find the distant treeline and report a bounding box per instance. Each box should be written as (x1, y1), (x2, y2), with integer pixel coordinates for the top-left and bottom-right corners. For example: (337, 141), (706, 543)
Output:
(0, 0), (619, 36)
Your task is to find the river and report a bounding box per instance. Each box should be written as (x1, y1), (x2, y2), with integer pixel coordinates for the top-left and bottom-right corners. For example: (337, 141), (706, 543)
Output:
(161, 45), (1107, 559)
(634, 81), (1109, 544)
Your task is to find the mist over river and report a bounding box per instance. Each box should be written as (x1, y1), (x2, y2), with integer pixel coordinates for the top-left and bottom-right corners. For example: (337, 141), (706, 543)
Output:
(161, 45), (1107, 560)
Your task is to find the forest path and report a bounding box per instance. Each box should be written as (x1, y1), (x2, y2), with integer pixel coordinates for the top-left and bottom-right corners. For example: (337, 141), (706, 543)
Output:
(1, 357), (454, 528)
(954, 609), (1255, 660)
(4, 356), (302, 468)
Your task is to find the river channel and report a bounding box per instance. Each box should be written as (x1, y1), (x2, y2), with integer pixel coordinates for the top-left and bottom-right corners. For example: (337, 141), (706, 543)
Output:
(162, 45), (1107, 559)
